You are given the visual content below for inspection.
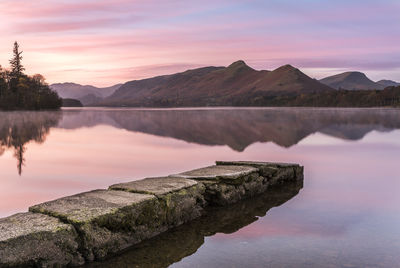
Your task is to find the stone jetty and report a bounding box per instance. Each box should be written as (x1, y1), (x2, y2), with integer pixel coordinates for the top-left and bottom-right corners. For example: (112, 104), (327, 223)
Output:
(0, 161), (303, 267)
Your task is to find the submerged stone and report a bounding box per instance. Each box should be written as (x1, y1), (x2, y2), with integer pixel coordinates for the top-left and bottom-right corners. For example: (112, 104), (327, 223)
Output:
(110, 177), (206, 227)
(0, 212), (83, 267)
(29, 189), (165, 261)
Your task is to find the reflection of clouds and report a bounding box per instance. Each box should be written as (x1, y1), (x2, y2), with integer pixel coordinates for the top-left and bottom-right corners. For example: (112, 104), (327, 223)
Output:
(360, 130), (400, 146)
(215, 208), (366, 240)
(298, 132), (350, 146)
(302, 130), (400, 146)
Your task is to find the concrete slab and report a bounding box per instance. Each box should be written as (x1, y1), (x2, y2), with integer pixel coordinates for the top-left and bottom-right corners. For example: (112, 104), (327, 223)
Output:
(172, 165), (258, 181)
(0, 212), (83, 267)
(30, 189), (156, 224)
(110, 177), (198, 196)
(29, 190), (162, 260)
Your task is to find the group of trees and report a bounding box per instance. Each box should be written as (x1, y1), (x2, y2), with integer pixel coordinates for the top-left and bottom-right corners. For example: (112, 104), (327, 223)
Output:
(0, 42), (61, 110)
(232, 86), (400, 107)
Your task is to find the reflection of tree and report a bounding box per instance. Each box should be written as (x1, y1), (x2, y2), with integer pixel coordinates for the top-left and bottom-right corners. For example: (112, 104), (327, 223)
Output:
(86, 181), (303, 268)
(0, 111), (61, 175)
(14, 145), (25, 176)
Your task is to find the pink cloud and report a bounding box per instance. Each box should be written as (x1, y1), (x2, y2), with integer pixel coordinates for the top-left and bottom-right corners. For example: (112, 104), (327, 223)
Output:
(14, 18), (124, 33)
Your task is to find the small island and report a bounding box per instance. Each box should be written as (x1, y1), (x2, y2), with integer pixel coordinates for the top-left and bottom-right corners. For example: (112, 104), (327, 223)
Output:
(0, 42), (61, 110)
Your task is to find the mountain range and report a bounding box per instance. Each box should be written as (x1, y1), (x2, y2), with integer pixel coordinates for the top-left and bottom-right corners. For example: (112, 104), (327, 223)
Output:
(51, 60), (399, 107)
(98, 61), (333, 107)
(50, 83), (121, 105)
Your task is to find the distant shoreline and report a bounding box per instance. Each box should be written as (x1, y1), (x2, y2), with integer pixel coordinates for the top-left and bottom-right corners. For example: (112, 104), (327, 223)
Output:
(60, 106), (400, 110)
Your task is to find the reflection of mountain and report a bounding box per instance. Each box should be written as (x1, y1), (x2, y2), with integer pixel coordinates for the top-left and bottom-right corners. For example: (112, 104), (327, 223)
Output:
(85, 181), (303, 268)
(0, 112), (61, 175)
(1, 108), (399, 173)
(59, 108), (400, 151)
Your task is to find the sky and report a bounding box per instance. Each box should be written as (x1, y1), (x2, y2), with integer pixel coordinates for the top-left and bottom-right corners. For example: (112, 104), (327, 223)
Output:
(0, 0), (399, 87)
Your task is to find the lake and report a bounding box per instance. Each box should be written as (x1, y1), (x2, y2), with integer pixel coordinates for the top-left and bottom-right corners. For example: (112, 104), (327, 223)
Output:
(1, 107), (400, 267)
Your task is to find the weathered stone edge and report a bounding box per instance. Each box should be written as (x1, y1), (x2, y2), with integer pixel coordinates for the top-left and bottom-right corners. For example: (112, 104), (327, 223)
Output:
(108, 178), (199, 197)
(216, 160), (300, 168)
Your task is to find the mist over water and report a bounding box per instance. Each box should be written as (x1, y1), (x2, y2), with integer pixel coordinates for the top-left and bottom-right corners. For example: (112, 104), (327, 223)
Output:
(1, 107), (400, 267)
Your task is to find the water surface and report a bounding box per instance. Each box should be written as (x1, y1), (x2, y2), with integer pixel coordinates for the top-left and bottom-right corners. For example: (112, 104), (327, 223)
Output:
(1, 107), (399, 267)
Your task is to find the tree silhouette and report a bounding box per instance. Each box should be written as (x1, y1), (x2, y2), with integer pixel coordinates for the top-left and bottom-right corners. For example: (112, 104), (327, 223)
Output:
(9, 41), (25, 78)
(15, 144), (26, 176)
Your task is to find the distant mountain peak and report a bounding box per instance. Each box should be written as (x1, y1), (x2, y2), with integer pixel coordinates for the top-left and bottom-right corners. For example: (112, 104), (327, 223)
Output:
(343, 71), (367, 78)
(320, 71), (384, 90)
(227, 60), (253, 71)
(280, 64), (295, 69)
(228, 60), (247, 67)
(274, 64), (297, 72)
(343, 71), (363, 75)
(377, 79), (400, 87)
(272, 65), (305, 80)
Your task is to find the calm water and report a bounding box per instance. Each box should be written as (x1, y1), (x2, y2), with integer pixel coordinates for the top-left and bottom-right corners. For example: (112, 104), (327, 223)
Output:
(1, 107), (400, 267)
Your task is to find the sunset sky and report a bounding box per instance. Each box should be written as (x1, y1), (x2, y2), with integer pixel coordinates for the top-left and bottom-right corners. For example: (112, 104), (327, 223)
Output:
(1, 0), (399, 86)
